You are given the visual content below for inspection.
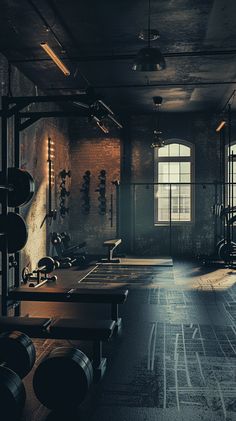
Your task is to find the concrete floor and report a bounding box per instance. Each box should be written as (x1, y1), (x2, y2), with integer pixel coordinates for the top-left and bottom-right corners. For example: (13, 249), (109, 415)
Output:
(10, 259), (236, 420)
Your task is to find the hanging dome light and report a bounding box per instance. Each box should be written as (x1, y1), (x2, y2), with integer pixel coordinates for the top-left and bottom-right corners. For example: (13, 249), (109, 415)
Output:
(133, 0), (166, 72)
(132, 47), (165, 71)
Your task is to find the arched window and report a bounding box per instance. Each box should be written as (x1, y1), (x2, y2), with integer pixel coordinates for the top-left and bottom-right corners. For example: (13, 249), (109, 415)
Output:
(154, 140), (194, 224)
(228, 143), (236, 206)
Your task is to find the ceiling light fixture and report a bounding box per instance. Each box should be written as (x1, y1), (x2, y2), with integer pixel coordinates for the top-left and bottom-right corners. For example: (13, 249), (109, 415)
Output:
(133, 0), (165, 71)
(150, 96), (165, 148)
(40, 42), (70, 76)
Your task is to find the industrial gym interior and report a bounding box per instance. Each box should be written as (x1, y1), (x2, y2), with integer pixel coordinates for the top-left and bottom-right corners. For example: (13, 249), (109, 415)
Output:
(0, 0), (236, 420)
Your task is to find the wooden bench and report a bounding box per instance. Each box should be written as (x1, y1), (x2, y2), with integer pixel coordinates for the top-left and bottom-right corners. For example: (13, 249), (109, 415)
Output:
(0, 316), (115, 380)
(9, 287), (128, 330)
(102, 238), (122, 263)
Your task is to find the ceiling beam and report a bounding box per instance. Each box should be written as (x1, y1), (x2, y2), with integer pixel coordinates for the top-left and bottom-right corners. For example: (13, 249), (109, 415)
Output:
(10, 49), (236, 64)
(45, 81), (236, 91)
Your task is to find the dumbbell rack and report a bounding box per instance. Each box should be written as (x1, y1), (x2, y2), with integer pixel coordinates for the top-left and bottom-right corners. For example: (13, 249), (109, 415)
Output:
(0, 94), (91, 317)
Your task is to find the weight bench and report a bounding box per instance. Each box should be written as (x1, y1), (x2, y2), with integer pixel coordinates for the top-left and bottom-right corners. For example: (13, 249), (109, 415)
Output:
(0, 316), (115, 381)
(102, 238), (122, 263)
(9, 286), (128, 330)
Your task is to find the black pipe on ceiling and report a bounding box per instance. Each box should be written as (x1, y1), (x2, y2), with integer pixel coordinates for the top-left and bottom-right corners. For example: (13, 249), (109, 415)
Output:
(11, 49), (236, 64)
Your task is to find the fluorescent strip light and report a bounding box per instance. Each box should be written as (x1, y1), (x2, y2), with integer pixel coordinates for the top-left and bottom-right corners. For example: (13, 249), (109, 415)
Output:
(216, 120), (226, 132)
(40, 42), (70, 76)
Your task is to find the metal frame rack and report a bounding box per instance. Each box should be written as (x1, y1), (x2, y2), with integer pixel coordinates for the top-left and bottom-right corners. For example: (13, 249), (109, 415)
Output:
(0, 94), (90, 316)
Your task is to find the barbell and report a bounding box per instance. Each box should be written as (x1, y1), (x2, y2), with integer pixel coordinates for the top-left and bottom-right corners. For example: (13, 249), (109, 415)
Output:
(0, 167), (35, 208)
(22, 256), (59, 285)
(0, 330), (36, 420)
(33, 347), (93, 411)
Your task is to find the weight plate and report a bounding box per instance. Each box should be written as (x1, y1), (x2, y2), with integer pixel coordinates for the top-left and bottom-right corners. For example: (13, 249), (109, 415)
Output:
(0, 366), (26, 421)
(33, 347), (92, 410)
(0, 331), (36, 378)
(0, 212), (28, 253)
(22, 266), (30, 284)
(0, 167), (35, 208)
(38, 256), (55, 273)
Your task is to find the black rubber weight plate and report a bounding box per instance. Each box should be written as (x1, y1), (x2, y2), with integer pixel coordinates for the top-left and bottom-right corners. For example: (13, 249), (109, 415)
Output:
(0, 212), (28, 253)
(0, 366), (26, 421)
(33, 347), (92, 410)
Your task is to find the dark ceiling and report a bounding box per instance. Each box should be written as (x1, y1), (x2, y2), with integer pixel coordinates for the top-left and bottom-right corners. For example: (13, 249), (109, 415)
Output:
(0, 0), (236, 113)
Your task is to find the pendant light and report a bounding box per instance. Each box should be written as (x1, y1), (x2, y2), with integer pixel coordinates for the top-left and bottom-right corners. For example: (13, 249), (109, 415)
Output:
(133, 0), (166, 72)
(151, 96), (165, 148)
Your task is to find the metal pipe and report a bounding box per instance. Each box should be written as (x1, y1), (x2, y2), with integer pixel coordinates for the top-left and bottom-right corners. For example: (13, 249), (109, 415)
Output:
(1, 97), (9, 316)
(14, 112), (21, 316)
(10, 48), (236, 64)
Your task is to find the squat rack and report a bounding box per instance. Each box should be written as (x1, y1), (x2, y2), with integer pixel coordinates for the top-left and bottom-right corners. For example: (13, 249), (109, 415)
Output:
(1, 94), (90, 316)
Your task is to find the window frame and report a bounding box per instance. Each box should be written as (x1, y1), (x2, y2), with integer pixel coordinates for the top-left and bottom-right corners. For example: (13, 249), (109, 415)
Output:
(226, 142), (236, 208)
(154, 138), (195, 226)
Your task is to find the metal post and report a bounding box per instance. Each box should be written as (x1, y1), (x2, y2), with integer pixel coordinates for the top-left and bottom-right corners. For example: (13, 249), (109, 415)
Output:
(109, 193), (113, 228)
(115, 182), (120, 238)
(169, 183), (172, 256)
(131, 184), (136, 254)
(14, 112), (21, 315)
(1, 97), (9, 316)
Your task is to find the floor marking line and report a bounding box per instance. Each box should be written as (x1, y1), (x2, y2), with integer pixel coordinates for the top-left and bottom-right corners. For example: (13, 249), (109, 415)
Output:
(150, 322), (157, 371)
(163, 323), (167, 409)
(192, 328), (198, 339)
(196, 351), (206, 383)
(78, 265), (98, 283)
(181, 324), (192, 387)
(216, 380), (227, 420)
(174, 352), (180, 411)
(147, 323), (155, 370)
(225, 334), (236, 355)
(174, 333), (179, 362)
(198, 324), (206, 357)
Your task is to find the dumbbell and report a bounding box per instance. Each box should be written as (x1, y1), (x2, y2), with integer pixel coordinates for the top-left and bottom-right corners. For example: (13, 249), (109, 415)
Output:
(0, 331), (36, 420)
(33, 347), (92, 411)
(22, 256), (59, 286)
(59, 169), (71, 179)
(53, 256), (75, 268)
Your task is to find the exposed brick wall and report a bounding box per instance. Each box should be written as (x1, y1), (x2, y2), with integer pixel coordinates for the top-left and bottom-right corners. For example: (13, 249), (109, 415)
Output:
(0, 53), (70, 279)
(69, 121), (120, 254)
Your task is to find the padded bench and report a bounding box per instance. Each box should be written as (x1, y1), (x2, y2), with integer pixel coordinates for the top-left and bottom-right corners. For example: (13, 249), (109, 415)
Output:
(0, 316), (51, 336)
(0, 316), (116, 380)
(9, 287), (128, 330)
(102, 238), (122, 263)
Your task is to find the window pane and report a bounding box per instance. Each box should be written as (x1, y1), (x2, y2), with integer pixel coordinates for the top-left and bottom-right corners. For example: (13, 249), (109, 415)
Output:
(180, 185), (191, 196)
(158, 198), (169, 221)
(180, 173), (190, 182)
(159, 173), (168, 183)
(169, 162), (179, 183)
(180, 145), (191, 156)
(171, 184), (180, 197)
(158, 184), (170, 197)
(159, 162), (169, 174)
(158, 145), (169, 157)
(169, 143), (180, 156)
(180, 162), (190, 173)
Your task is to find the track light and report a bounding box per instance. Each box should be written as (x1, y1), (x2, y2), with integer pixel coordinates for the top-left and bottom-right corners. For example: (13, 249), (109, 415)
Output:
(40, 42), (70, 76)
(93, 116), (109, 134)
(216, 120), (226, 132)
